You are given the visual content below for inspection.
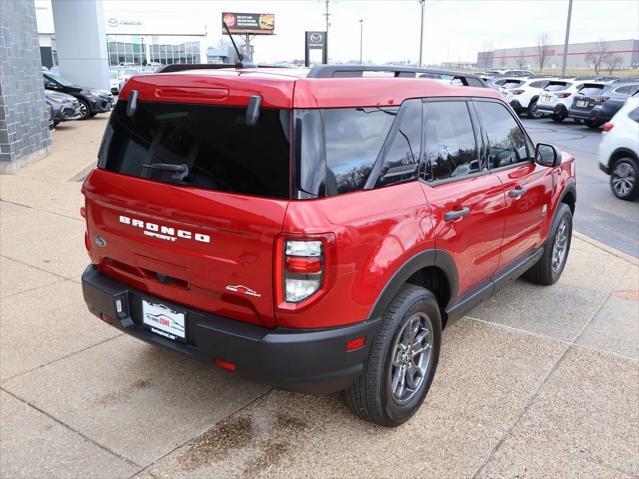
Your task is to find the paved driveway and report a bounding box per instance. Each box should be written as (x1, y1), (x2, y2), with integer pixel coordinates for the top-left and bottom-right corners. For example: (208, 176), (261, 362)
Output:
(1, 118), (637, 478)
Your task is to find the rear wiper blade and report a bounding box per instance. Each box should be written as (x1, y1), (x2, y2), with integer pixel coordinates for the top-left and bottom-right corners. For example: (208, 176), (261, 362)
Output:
(142, 163), (189, 181)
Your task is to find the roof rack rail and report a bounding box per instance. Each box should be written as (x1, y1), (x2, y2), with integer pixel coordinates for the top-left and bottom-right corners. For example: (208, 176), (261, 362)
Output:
(157, 63), (289, 74)
(306, 64), (487, 87)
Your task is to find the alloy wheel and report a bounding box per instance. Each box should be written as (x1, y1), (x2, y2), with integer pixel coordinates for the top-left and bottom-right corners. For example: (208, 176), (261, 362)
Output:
(551, 218), (569, 273)
(611, 161), (636, 198)
(388, 312), (434, 405)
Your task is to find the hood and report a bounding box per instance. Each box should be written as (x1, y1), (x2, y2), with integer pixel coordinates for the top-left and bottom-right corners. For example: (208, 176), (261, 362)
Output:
(45, 90), (77, 103)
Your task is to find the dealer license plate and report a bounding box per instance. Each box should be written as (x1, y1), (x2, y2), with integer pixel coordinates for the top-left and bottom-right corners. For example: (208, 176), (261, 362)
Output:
(543, 95), (552, 102)
(577, 100), (587, 107)
(142, 300), (186, 341)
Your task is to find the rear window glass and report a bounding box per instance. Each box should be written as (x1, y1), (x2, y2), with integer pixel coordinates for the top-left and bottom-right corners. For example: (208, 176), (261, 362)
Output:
(99, 101), (291, 199)
(578, 84), (605, 97)
(502, 81), (523, 88)
(545, 82), (571, 91)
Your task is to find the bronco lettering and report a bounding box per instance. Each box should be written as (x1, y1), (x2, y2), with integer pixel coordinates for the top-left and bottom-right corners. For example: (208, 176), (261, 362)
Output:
(118, 215), (210, 243)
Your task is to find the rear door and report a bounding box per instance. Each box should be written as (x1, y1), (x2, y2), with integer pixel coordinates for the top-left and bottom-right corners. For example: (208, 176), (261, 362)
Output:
(419, 99), (506, 297)
(83, 100), (293, 328)
(473, 99), (553, 269)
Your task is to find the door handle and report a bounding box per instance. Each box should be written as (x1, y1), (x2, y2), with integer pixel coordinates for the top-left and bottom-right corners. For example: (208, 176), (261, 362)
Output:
(444, 207), (470, 221)
(508, 187), (527, 199)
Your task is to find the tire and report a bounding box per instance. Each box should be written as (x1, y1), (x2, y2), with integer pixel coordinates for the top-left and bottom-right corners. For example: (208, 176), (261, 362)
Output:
(78, 99), (91, 120)
(573, 118), (583, 124)
(345, 284), (442, 427)
(585, 120), (599, 129)
(527, 100), (543, 119)
(551, 113), (565, 122)
(53, 121), (59, 126)
(609, 156), (639, 201)
(89, 112), (98, 117)
(525, 203), (572, 285)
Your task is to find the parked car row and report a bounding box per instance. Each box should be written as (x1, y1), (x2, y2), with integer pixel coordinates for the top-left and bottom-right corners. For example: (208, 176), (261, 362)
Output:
(109, 64), (162, 94)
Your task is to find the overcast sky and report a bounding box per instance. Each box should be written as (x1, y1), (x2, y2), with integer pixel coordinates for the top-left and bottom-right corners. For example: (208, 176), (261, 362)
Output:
(105, 0), (638, 64)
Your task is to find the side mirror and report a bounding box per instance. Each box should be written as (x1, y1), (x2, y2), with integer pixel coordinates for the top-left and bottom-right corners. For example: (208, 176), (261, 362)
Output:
(535, 143), (560, 167)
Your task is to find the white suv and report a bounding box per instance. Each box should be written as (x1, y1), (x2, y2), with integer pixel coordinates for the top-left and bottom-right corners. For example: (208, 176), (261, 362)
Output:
(598, 95), (639, 200)
(500, 78), (554, 118)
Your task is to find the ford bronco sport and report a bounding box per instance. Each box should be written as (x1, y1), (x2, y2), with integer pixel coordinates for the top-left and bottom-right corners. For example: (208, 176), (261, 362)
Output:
(81, 64), (576, 427)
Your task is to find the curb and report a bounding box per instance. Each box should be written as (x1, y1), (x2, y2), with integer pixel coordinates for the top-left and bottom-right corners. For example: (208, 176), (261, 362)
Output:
(573, 231), (638, 265)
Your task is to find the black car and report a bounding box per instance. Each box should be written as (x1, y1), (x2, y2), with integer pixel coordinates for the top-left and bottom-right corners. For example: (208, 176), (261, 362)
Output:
(45, 90), (82, 126)
(43, 73), (114, 120)
(569, 81), (639, 129)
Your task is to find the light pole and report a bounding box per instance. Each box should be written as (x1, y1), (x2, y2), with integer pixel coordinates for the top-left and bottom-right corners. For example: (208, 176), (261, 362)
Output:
(561, 0), (573, 76)
(359, 19), (363, 63)
(418, 0), (426, 67)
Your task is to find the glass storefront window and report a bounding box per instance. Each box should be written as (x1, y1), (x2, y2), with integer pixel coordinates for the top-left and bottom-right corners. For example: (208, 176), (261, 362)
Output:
(107, 34), (202, 67)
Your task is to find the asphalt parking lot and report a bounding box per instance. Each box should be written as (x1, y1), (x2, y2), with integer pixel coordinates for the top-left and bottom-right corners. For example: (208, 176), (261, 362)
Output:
(0, 116), (638, 479)
(521, 117), (639, 257)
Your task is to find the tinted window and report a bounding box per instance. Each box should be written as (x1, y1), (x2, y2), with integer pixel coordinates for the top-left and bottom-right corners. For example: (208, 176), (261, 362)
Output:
(578, 84), (605, 97)
(323, 107), (397, 194)
(629, 107), (639, 123)
(422, 101), (479, 181)
(614, 84), (639, 95)
(530, 80), (550, 89)
(101, 101), (291, 198)
(376, 100), (422, 187)
(545, 81), (571, 92)
(502, 81), (524, 89)
(476, 101), (531, 169)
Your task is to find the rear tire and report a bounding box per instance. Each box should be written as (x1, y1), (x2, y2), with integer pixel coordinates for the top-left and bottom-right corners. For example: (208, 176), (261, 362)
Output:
(525, 203), (572, 285)
(585, 120), (599, 129)
(610, 157), (639, 201)
(345, 284), (441, 427)
(573, 118), (583, 124)
(551, 113), (565, 122)
(527, 100), (543, 119)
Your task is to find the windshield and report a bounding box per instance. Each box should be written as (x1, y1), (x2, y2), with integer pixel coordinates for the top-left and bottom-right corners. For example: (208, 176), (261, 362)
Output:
(47, 73), (74, 87)
(100, 101), (291, 198)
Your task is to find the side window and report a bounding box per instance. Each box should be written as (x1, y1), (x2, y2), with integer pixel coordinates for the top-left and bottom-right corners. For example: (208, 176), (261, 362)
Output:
(475, 101), (531, 169)
(376, 99), (422, 187)
(323, 107), (398, 194)
(422, 101), (479, 182)
(44, 77), (55, 88)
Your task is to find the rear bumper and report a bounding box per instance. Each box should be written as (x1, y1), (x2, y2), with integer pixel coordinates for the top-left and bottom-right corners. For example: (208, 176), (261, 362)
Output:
(537, 103), (567, 116)
(81, 265), (379, 394)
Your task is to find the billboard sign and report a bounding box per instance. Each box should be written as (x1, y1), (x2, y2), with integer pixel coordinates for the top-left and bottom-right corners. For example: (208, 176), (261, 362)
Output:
(222, 12), (275, 35)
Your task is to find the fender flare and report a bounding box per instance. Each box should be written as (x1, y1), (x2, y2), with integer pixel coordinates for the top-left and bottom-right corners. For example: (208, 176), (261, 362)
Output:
(559, 181), (577, 208)
(369, 249), (459, 319)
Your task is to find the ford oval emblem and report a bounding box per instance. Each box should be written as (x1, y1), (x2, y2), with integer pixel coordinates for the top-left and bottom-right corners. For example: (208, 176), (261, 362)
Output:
(94, 236), (107, 248)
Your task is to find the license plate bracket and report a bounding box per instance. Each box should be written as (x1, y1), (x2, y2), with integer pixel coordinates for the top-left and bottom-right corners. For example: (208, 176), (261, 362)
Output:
(142, 299), (186, 342)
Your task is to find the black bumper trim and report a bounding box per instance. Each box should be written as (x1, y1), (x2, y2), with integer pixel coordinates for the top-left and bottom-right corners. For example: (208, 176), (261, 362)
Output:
(81, 265), (380, 394)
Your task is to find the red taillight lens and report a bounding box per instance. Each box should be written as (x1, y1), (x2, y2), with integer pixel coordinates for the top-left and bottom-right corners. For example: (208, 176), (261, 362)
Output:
(100, 314), (114, 324)
(511, 89), (525, 95)
(557, 92), (572, 98)
(602, 122), (614, 132)
(282, 240), (324, 303)
(346, 336), (366, 351)
(80, 206), (86, 218)
(595, 96), (609, 104)
(215, 359), (236, 372)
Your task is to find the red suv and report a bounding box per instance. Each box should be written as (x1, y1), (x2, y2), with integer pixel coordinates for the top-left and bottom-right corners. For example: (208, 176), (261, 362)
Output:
(81, 65), (576, 426)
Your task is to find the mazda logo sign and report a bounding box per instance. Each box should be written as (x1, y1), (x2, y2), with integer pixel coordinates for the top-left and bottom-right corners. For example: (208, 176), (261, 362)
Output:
(310, 33), (323, 43)
(107, 18), (118, 27)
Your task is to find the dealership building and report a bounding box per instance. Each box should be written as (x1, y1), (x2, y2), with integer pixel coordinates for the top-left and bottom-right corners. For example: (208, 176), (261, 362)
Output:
(36, 0), (207, 68)
(477, 39), (639, 70)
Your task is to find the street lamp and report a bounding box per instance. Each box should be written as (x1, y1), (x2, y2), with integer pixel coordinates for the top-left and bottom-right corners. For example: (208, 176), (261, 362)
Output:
(418, 0), (425, 67)
(359, 19), (364, 64)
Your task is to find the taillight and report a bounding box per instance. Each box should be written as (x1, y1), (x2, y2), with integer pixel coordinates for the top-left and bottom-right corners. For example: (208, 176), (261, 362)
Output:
(595, 96), (609, 104)
(557, 92), (572, 98)
(283, 240), (323, 303)
(511, 89), (525, 95)
(602, 122), (614, 132)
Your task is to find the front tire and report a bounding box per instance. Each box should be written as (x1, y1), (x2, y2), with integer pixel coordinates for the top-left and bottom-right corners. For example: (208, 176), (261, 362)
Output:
(585, 120), (599, 129)
(525, 203), (572, 285)
(610, 157), (639, 201)
(345, 284), (441, 427)
(78, 99), (90, 120)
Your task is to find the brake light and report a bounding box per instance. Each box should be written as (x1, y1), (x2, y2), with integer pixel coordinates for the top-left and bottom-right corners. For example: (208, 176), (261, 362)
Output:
(556, 92), (572, 98)
(511, 89), (525, 95)
(595, 96), (609, 104)
(602, 122), (614, 132)
(214, 359), (236, 372)
(283, 240), (324, 303)
(346, 336), (366, 351)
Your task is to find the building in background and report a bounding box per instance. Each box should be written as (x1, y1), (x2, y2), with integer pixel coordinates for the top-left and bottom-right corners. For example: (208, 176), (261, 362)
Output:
(478, 39), (639, 71)
(36, 0), (207, 68)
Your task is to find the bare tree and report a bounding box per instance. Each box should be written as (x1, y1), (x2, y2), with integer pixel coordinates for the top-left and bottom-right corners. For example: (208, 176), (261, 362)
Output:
(604, 54), (623, 74)
(216, 37), (231, 50)
(536, 33), (551, 71)
(585, 40), (609, 74)
(516, 50), (527, 69)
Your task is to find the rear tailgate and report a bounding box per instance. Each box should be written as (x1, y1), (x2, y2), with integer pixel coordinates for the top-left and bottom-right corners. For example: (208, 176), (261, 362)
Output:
(83, 74), (295, 328)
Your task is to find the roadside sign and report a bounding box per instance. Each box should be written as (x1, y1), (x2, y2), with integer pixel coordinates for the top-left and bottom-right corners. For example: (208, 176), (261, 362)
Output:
(305, 31), (327, 66)
(222, 12), (275, 35)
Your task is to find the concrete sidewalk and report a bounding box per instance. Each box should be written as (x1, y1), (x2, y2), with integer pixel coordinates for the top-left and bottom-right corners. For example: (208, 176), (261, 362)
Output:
(1, 118), (637, 479)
